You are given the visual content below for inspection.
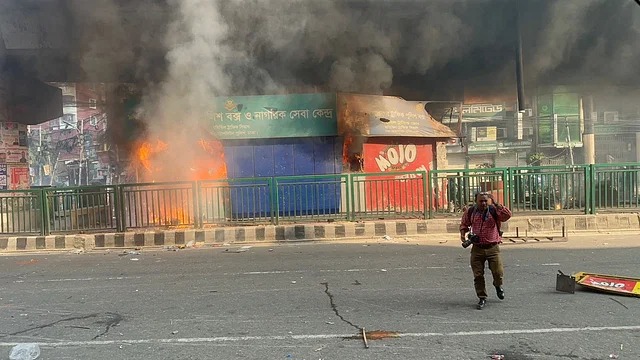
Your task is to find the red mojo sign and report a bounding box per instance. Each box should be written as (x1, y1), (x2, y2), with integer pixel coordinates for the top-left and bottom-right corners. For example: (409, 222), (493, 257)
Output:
(364, 143), (432, 173)
(360, 142), (434, 213)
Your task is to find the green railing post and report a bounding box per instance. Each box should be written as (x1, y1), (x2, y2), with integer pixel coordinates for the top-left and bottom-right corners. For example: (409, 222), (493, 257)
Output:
(349, 173), (356, 221)
(583, 165), (591, 215)
(192, 181), (202, 229)
(344, 173), (352, 222)
(421, 170), (429, 219)
(503, 168), (510, 208)
(40, 189), (50, 236)
(117, 185), (127, 232)
(268, 177), (278, 225)
(427, 170), (433, 219)
(589, 164), (597, 214)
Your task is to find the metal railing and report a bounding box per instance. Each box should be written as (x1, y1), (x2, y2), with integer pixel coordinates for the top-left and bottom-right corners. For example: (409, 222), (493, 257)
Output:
(429, 163), (640, 215)
(0, 164), (639, 235)
(352, 171), (427, 220)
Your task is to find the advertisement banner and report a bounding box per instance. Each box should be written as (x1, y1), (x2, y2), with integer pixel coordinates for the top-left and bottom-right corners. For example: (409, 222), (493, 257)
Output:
(0, 150), (28, 164)
(537, 91), (582, 146)
(0, 164), (6, 190)
(363, 143), (433, 174)
(9, 166), (30, 190)
(474, 126), (497, 142)
(576, 273), (640, 297)
(209, 93), (337, 139)
(1, 122), (27, 148)
(361, 142), (434, 213)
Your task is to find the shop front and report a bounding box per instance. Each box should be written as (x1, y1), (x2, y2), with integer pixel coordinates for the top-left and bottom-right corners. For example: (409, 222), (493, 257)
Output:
(209, 93), (341, 218)
(337, 94), (456, 215)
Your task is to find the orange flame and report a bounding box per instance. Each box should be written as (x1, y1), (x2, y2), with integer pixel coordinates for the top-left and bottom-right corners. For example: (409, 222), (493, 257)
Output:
(130, 135), (228, 227)
(343, 134), (353, 166)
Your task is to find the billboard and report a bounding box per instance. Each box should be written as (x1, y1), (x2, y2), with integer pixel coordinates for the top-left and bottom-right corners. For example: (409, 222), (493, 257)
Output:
(209, 93), (337, 139)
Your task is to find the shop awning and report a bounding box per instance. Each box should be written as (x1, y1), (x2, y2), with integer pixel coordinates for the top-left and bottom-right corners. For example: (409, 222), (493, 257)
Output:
(338, 93), (456, 138)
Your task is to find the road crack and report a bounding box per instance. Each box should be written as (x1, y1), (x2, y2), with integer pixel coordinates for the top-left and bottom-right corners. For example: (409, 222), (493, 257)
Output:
(6, 314), (99, 337)
(92, 312), (123, 340)
(320, 282), (361, 331)
(3, 312), (123, 340)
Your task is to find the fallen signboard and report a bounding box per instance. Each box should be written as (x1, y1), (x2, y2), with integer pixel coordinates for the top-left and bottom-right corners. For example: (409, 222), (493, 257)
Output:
(557, 271), (640, 297)
(574, 272), (640, 297)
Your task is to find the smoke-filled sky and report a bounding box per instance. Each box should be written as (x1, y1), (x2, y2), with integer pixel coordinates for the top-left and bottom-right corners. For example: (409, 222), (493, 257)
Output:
(47, 0), (638, 99)
(2, 0), (638, 179)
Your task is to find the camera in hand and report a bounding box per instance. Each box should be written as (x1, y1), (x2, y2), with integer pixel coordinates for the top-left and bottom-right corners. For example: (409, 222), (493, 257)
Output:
(462, 232), (480, 248)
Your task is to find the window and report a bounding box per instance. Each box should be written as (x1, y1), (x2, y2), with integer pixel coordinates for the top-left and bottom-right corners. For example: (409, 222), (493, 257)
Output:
(89, 98), (97, 109)
(90, 116), (98, 126)
(62, 95), (76, 106)
(603, 111), (619, 124)
(496, 128), (508, 139)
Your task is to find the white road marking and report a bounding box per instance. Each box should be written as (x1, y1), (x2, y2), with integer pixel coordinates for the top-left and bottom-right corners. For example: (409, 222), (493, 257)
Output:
(1, 325), (638, 348)
(541, 263), (561, 266)
(13, 276), (141, 284)
(224, 266), (446, 276)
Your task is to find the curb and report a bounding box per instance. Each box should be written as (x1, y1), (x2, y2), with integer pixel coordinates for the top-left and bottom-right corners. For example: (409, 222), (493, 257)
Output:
(1, 213), (638, 252)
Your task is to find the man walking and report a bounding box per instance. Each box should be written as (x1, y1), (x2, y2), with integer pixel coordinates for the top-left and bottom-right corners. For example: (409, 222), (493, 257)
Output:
(460, 192), (512, 310)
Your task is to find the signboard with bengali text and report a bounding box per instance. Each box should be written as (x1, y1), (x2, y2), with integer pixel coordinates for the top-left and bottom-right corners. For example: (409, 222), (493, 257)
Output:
(209, 93), (337, 139)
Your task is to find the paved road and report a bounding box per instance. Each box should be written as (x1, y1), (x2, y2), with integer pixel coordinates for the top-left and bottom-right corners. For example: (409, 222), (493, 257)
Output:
(1, 235), (639, 360)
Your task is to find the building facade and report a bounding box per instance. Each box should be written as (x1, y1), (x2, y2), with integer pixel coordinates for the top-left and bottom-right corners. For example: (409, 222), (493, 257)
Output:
(29, 83), (109, 186)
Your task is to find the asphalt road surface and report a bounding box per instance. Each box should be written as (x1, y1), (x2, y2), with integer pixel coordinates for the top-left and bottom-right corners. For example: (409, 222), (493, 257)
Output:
(1, 234), (639, 360)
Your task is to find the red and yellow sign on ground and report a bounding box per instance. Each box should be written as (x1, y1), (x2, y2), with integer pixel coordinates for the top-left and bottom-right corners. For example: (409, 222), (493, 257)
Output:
(574, 272), (640, 297)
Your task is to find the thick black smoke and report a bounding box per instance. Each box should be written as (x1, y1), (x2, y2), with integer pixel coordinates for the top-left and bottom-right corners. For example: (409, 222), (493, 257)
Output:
(40, 0), (640, 164)
(4, 0), (640, 96)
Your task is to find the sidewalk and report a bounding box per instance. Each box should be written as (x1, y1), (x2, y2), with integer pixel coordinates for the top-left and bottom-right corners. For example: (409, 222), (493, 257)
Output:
(1, 212), (638, 252)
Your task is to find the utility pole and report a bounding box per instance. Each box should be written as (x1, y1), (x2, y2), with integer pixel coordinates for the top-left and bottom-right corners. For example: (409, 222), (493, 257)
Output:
(582, 96), (595, 164)
(78, 117), (84, 186)
(38, 125), (43, 186)
(515, 0), (526, 113)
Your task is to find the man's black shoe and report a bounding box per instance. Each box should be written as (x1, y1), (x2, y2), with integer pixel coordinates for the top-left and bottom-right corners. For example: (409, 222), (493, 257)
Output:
(496, 287), (505, 300)
(476, 299), (486, 310)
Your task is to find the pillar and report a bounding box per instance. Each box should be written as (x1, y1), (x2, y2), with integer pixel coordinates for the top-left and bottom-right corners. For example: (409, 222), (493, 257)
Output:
(582, 97), (595, 164)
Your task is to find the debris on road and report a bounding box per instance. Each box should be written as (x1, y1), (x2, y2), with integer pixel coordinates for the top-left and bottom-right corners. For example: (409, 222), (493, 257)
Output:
(224, 246), (253, 253)
(491, 355), (505, 360)
(16, 259), (39, 266)
(380, 269), (387, 272)
(186, 240), (196, 248)
(557, 270), (640, 298)
(556, 270), (576, 294)
(9, 343), (40, 360)
(119, 250), (140, 256)
(382, 235), (392, 241)
(71, 248), (85, 254)
(362, 327), (369, 349)
(574, 272), (640, 297)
